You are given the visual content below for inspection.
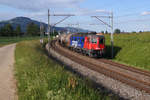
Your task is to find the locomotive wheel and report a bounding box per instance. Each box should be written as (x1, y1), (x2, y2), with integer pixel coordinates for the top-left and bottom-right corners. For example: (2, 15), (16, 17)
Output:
(89, 52), (94, 57)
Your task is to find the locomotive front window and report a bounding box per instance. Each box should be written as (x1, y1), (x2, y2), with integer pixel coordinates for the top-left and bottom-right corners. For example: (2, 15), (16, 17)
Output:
(91, 38), (97, 43)
(99, 38), (104, 44)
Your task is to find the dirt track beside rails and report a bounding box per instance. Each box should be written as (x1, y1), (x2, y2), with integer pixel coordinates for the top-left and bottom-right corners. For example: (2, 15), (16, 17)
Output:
(0, 44), (17, 100)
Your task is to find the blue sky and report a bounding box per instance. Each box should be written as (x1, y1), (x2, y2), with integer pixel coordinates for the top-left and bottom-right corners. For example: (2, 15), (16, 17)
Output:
(0, 0), (150, 32)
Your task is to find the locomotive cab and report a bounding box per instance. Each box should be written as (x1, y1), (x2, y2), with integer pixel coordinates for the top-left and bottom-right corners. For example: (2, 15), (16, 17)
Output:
(62, 33), (105, 58)
(84, 35), (105, 57)
(97, 36), (105, 56)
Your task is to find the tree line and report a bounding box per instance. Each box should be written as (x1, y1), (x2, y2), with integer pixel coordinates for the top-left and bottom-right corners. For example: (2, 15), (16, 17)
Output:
(0, 22), (40, 37)
(101, 29), (121, 34)
(101, 29), (144, 34)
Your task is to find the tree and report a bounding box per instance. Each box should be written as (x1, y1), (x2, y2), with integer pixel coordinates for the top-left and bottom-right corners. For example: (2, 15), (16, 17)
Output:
(27, 22), (40, 36)
(101, 31), (104, 33)
(114, 29), (121, 34)
(15, 25), (21, 36)
(0, 27), (4, 36)
(0, 24), (14, 36)
(52, 29), (58, 36)
(6, 24), (14, 36)
(132, 31), (136, 34)
(105, 30), (108, 34)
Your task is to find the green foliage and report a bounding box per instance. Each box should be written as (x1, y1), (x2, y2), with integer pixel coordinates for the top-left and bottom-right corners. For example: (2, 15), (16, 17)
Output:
(27, 22), (40, 36)
(0, 24), (23, 37)
(51, 29), (58, 37)
(15, 40), (114, 100)
(105, 32), (150, 71)
(114, 29), (121, 34)
(132, 31), (136, 33)
(15, 25), (22, 36)
(0, 24), (14, 36)
(0, 27), (4, 36)
(105, 30), (108, 34)
(101, 31), (104, 33)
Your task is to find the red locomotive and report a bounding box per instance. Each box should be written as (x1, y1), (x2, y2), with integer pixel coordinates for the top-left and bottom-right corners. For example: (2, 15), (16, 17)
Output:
(83, 34), (105, 57)
(59, 32), (105, 57)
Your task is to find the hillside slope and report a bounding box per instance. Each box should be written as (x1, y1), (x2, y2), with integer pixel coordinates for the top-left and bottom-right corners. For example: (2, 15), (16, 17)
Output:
(105, 32), (150, 71)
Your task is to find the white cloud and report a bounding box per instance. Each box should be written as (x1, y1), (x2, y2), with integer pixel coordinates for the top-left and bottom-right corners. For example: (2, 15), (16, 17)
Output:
(95, 9), (111, 14)
(141, 11), (150, 15)
(0, 0), (84, 11)
(75, 8), (110, 16)
(0, 12), (19, 21)
(25, 12), (47, 17)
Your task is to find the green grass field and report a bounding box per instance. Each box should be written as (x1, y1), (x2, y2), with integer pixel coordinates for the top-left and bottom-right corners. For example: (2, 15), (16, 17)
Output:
(15, 40), (115, 100)
(5, 32), (150, 99)
(105, 32), (150, 71)
(0, 36), (41, 47)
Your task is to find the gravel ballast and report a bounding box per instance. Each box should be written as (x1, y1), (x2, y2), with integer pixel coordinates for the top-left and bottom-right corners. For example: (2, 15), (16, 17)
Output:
(46, 43), (150, 100)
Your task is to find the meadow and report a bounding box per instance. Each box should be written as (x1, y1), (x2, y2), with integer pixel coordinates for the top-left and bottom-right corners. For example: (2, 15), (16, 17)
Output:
(0, 36), (41, 47)
(105, 32), (150, 71)
(3, 32), (150, 99)
(15, 40), (115, 100)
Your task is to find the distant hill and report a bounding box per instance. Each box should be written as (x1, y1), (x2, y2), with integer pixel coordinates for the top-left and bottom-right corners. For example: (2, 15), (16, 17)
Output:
(0, 17), (90, 33)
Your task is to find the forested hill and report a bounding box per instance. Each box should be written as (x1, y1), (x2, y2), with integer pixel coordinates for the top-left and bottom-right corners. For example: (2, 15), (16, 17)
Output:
(0, 17), (89, 33)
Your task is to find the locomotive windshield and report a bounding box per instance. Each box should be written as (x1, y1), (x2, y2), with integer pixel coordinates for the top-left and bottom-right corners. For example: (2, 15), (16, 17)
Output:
(91, 38), (97, 43)
(99, 38), (104, 44)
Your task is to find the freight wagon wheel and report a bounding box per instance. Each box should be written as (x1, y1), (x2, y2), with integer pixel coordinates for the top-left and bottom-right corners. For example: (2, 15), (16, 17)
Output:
(81, 50), (85, 55)
(82, 50), (86, 56)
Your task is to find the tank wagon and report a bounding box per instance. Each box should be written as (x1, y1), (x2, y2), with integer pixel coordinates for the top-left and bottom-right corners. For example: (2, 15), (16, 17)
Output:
(59, 32), (105, 57)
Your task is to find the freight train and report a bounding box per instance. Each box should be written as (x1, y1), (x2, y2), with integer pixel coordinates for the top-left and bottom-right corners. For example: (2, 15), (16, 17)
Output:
(59, 32), (105, 57)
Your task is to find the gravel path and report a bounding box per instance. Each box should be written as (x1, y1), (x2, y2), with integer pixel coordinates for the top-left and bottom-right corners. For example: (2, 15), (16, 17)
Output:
(0, 44), (17, 100)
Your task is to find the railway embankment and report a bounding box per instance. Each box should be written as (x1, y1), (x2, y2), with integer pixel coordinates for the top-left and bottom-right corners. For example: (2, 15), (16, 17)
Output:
(46, 41), (150, 100)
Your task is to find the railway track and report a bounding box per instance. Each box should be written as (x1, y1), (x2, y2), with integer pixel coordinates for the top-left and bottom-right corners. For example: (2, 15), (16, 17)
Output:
(99, 59), (150, 77)
(50, 40), (150, 94)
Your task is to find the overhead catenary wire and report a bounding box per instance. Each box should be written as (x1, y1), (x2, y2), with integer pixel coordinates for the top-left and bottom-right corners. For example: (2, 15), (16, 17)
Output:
(91, 11), (114, 58)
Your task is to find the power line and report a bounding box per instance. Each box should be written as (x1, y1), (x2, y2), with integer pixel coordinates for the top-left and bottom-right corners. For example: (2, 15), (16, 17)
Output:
(91, 11), (114, 58)
(48, 9), (50, 50)
(47, 9), (75, 45)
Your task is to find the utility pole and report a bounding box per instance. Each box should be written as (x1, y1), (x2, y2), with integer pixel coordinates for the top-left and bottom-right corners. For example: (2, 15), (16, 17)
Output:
(50, 14), (75, 35)
(77, 22), (79, 33)
(91, 11), (114, 58)
(48, 9), (50, 48)
(53, 28), (55, 36)
(67, 24), (71, 33)
(111, 12), (114, 59)
(40, 21), (44, 44)
(46, 10), (75, 49)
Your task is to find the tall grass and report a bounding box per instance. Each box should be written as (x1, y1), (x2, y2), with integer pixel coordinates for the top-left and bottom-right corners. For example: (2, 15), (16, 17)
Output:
(0, 36), (41, 47)
(105, 32), (150, 71)
(15, 40), (114, 100)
